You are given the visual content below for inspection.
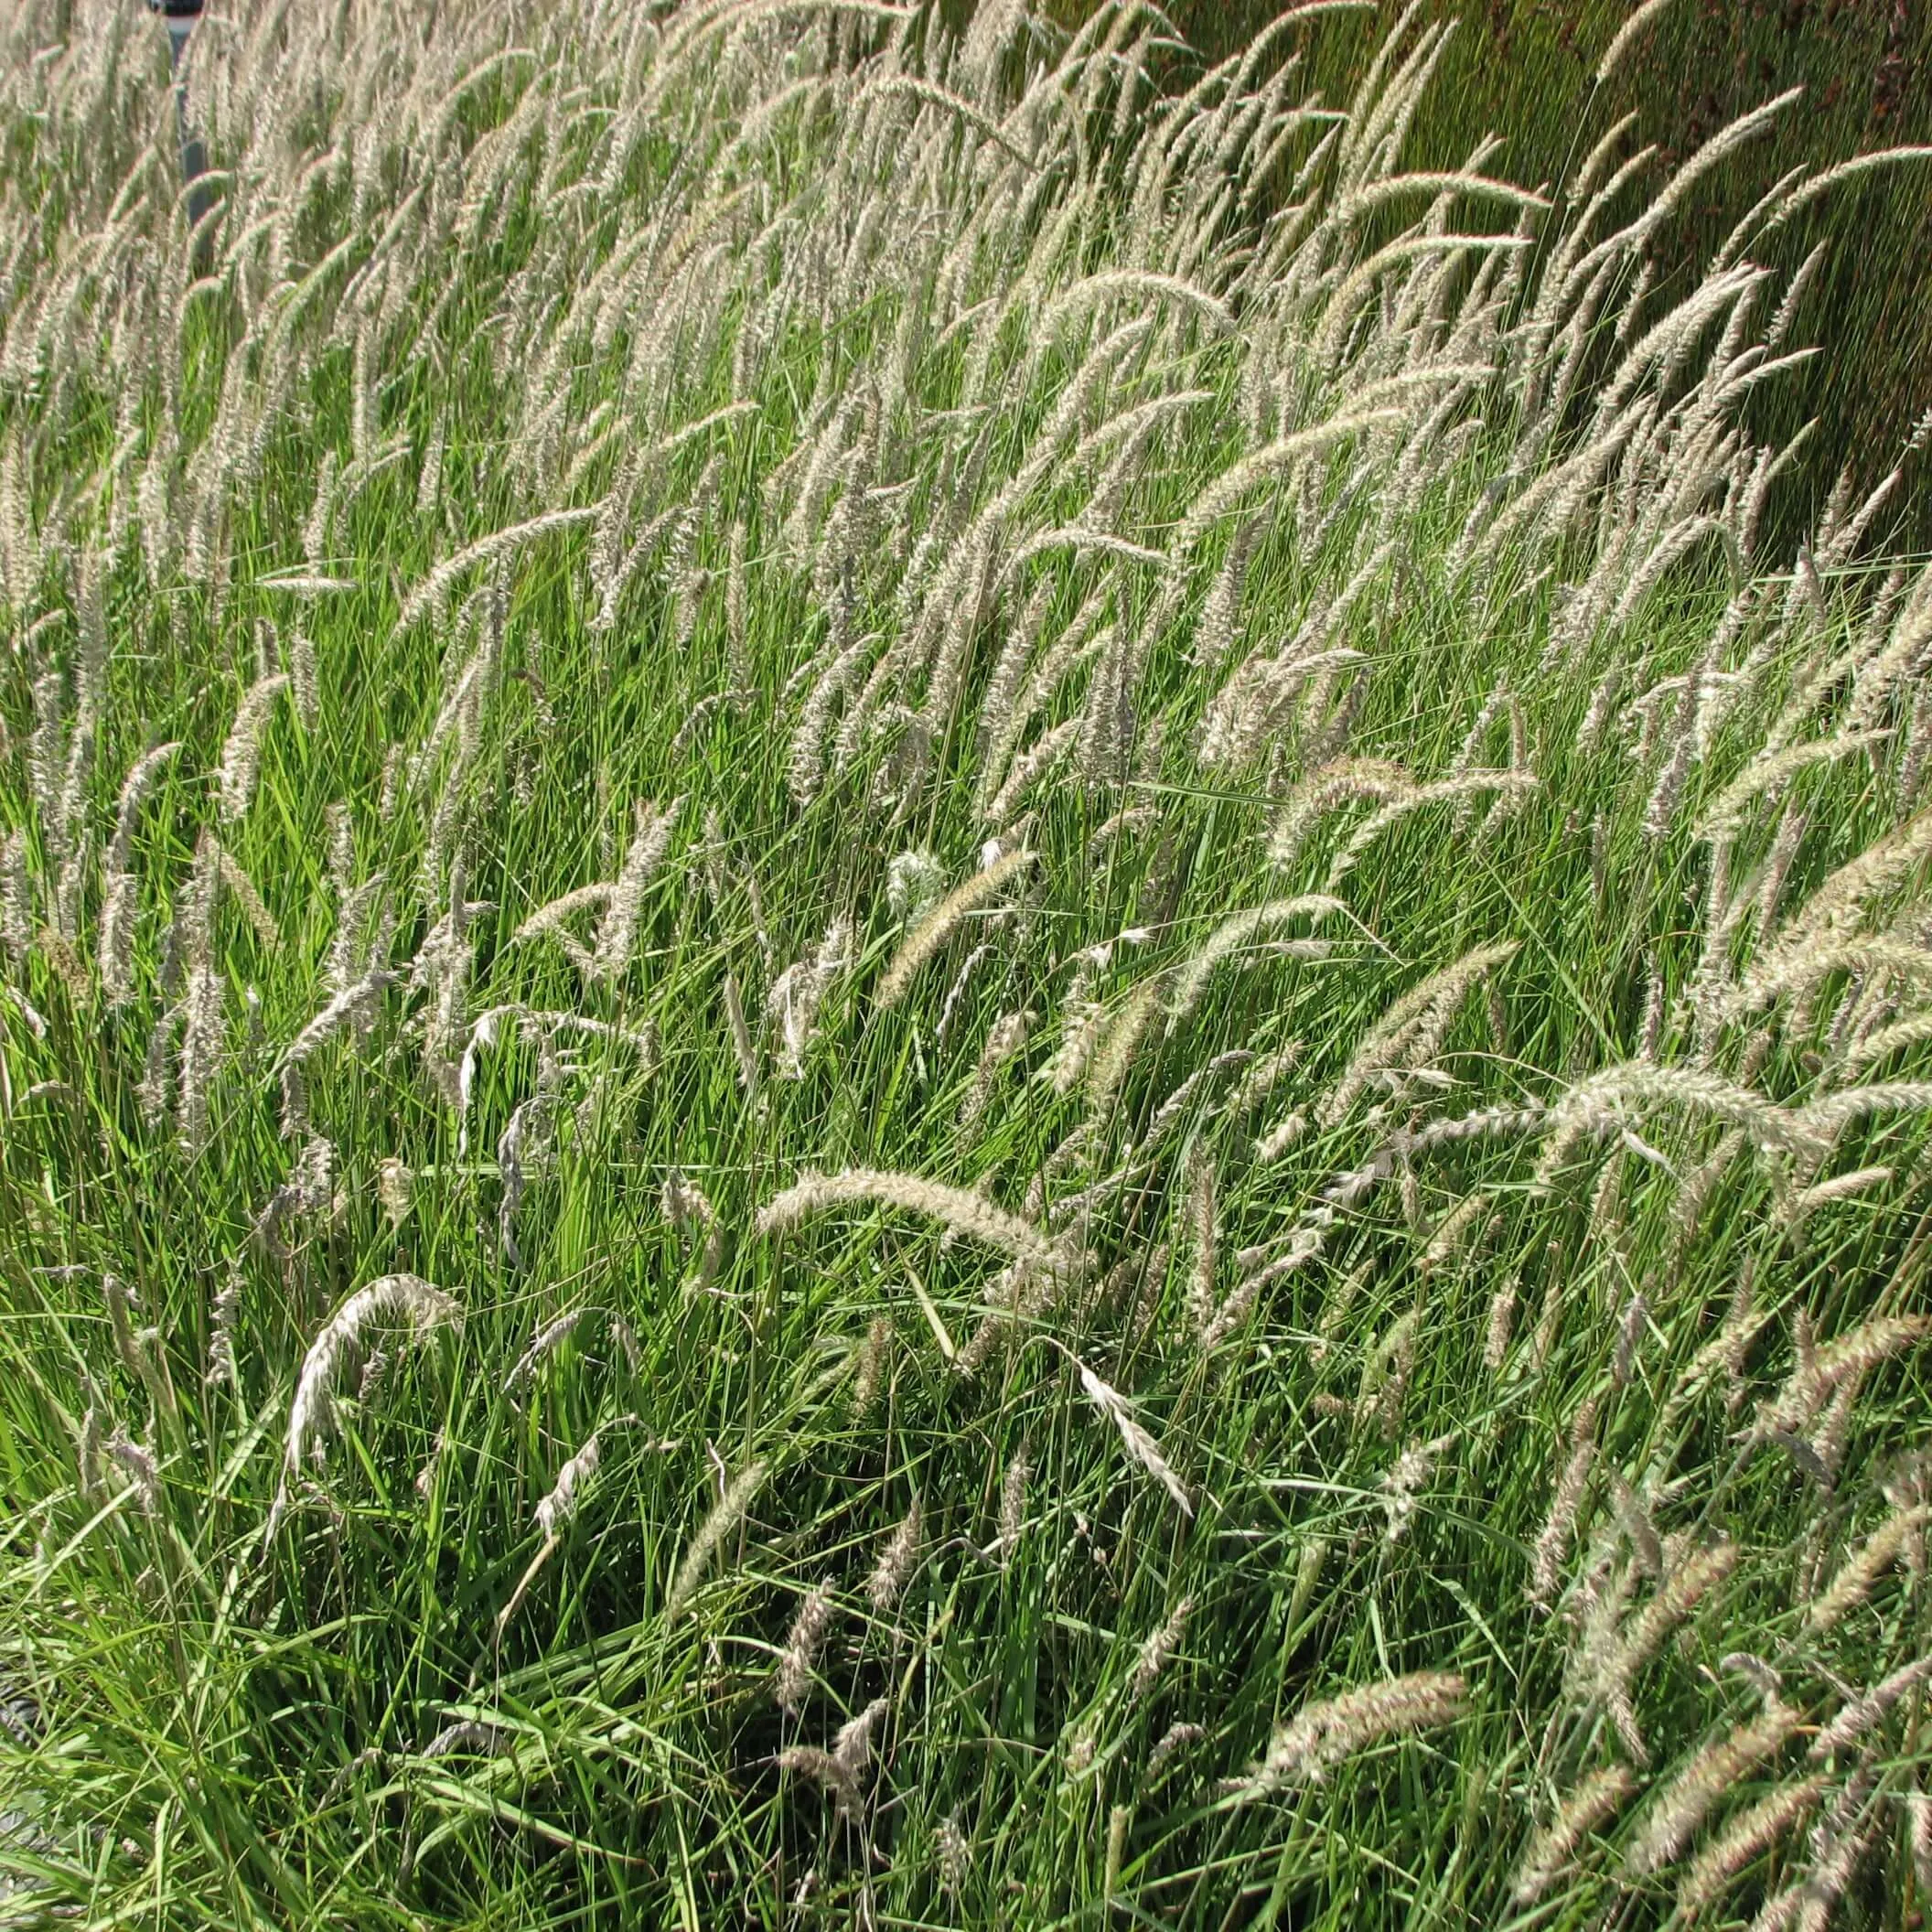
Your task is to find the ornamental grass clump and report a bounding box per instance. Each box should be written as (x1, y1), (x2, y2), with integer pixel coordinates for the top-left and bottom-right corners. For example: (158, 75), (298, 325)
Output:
(5, 0), (1932, 1922)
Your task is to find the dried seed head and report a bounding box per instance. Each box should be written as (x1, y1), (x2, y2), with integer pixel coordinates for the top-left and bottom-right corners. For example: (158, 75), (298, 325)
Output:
(767, 917), (853, 1079)
(775, 1585), (835, 1716)
(1129, 1595), (1192, 1700)
(107, 1428), (160, 1515)
(1513, 1765), (1637, 1904)
(758, 1167), (1059, 1270)
(1599, 1540), (1744, 1763)
(1078, 1361), (1191, 1517)
(1532, 1398), (1599, 1605)
(266, 1275), (459, 1540)
(1674, 1776), (1825, 1920)
(886, 848), (946, 924)
(997, 1448), (1028, 1563)
(1614, 1291), (1649, 1386)
(833, 1696), (889, 1779)
(76, 1400), (103, 1506)
(936, 1813), (971, 1896)
(867, 1495), (923, 1615)
(1809, 1653), (1932, 1760)
(849, 1315), (892, 1419)
(503, 1307), (585, 1394)
(875, 847), (1036, 1010)
(777, 1744), (861, 1818)
(1485, 1281), (1519, 1370)
(536, 1423), (623, 1539)
(593, 796), (684, 981)
(217, 673), (289, 822)
(1809, 1503), (1929, 1633)
(357, 1347), (391, 1408)
(1183, 1147), (1218, 1341)
(666, 1459), (767, 1619)
(377, 1156), (413, 1230)
(1625, 1701), (1800, 1875)
(1148, 1720), (1206, 1777)
(1380, 1433), (1454, 1546)
(961, 1008), (1033, 1129)
(661, 1169), (716, 1239)
(1239, 1672), (1469, 1797)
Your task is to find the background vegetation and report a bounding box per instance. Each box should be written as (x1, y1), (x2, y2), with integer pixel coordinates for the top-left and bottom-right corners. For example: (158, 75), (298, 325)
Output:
(1046, 0), (1932, 545)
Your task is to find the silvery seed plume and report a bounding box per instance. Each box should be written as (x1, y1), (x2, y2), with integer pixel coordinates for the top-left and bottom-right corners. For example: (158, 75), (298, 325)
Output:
(767, 916), (852, 1079)
(776, 1584), (836, 1716)
(1327, 770), (1540, 891)
(666, 1458), (767, 1619)
(722, 968), (760, 1097)
(1380, 1433), (1453, 1546)
(376, 1155), (413, 1229)
(1165, 896), (1351, 1031)
(1535, 1063), (1822, 1188)
(1085, 975), (1168, 1117)
(1129, 1595), (1191, 1700)
(503, 1307), (586, 1394)
(213, 848), (279, 953)
(1531, 1398), (1598, 1605)
(776, 1744), (861, 1819)
(848, 1315), (892, 1419)
(867, 1495), (923, 1615)
(1236, 1671), (1467, 1798)
(496, 1095), (556, 1265)
(266, 1274), (458, 1540)
(592, 795), (683, 980)
(1076, 1359), (1190, 1517)
(1675, 1777), (1825, 1921)
(1809, 1503), (1929, 1633)
(1625, 1700), (1800, 1874)
(758, 1166), (1060, 1270)
(875, 846), (1035, 1010)
(1908, 1787), (1932, 1897)
(1743, 1773), (1879, 1932)
(280, 970), (399, 1073)
(514, 884), (613, 976)
(1422, 1193), (1490, 1273)
(936, 1813), (971, 1896)
(961, 1008), (1032, 1129)
(1747, 1312), (1930, 1445)
(216, 672), (289, 822)
(1181, 1146), (1218, 1339)
(0, 829), (32, 966)
(1808, 1654), (1932, 1760)
(1596, 1540), (1742, 1763)
(1170, 410), (1407, 560)
(1321, 940), (1518, 1126)
(177, 963), (226, 1158)
(535, 1420), (632, 1540)
(886, 848), (945, 924)
(421, 1721), (510, 1761)
(833, 1695), (890, 1783)
(395, 506), (599, 633)
(106, 1429), (160, 1516)
(1137, 1046), (1255, 1154)
(104, 742), (182, 881)
(994, 1448), (1029, 1564)
(1512, 1766), (1637, 1905)
(662, 1170), (715, 1240)
(206, 1270), (241, 1390)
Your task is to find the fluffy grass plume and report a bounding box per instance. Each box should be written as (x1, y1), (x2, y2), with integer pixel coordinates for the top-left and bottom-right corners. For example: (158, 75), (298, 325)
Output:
(4, 0), (1932, 1925)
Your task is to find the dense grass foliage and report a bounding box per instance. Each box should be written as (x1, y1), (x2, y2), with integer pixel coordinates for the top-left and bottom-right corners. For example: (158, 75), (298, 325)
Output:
(1046, 0), (1932, 544)
(3, 2), (1932, 1926)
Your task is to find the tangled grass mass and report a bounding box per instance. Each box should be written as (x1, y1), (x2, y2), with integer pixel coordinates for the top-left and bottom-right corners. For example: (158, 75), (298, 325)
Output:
(4, 0), (1932, 1923)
